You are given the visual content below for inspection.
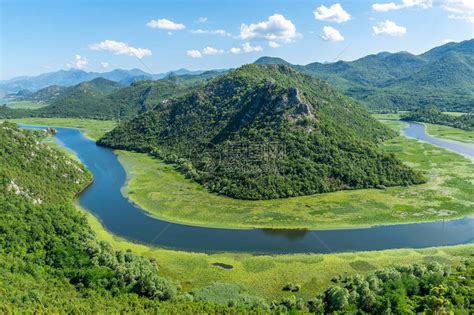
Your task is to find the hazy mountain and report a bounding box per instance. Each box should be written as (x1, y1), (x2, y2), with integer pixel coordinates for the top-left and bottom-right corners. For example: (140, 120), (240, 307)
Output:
(0, 68), (211, 94)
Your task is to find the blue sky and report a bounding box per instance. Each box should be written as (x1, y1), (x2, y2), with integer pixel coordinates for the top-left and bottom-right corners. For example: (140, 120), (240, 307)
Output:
(1, 0), (473, 79)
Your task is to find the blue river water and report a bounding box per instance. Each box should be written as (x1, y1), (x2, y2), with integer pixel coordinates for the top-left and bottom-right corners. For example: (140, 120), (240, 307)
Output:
(20, 122), (474, 254)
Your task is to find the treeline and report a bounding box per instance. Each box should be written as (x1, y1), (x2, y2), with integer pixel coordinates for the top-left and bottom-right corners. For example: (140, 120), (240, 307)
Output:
(402, 106), (473, 130)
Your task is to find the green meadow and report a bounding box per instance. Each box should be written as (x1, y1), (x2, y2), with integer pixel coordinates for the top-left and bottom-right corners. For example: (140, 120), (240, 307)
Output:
(7, 117), (116, 140)
(3, 100), (48, 109)
(83, 207), (474, 301)
(425, 123), (474, 144)
(116, 119), (473, 230)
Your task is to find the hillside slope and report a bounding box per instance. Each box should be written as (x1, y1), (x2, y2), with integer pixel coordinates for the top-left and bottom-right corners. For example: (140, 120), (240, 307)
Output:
(259, 39), (474, 112)
(99, 64), (423, 200)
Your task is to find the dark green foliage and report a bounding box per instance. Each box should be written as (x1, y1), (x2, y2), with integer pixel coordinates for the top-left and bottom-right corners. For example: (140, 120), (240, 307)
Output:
(402, 106), (473, 130)
(283, 282), (301, 292)
(269, 261), (474, 314)
(0, 122), (180, 309)
(99, 64), (424, 200)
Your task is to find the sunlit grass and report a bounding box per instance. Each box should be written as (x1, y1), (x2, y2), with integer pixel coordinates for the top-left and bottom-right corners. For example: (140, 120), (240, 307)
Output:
(7, 118), (116, 140)
(117, 119), (473, 229)
(81, 206), (474, 301)
(3, 100), (48, 109)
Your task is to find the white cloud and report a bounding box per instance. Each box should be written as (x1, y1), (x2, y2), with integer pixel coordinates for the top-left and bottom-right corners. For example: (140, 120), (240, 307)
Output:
(372, 0), (432, 11)
(442, 0), (474, 23)
(187, 46), (224, 58)
(197, 17), (208, 23)
(146, 18), (185, 30)
(190, 29), (231, 36)
(373, 20), (407, 36)
(239, 14), (299, 44)
(372, 2), (401, 11)
(229, 47), (242, 54)
(67, 55), (88, 69)
(442, 38), (455, 44)
(186, 50), (202, 58)
(320, 26), (344, 42)
(202, 46), (224, 55)
(268, 41), (281, 48)
(242, 42), (263, 52)
(229, 42), (263, 54)
(314, 3), (351, 23)
(90, 40), (152, 59)
(100, 62), (109, 68)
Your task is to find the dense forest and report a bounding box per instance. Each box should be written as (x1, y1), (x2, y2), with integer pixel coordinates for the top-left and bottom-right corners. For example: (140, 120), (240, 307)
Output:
(0, 123), (472, 313)
(256, 39), (474, 112)
(99, 64), (424, 200)
(402, 106), (474, 130)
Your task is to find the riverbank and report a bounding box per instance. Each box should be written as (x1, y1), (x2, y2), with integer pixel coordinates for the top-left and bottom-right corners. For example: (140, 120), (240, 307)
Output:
(373, 113), (474, 144)
(116, 119), (474, 230)
(81, 205), (474, 301)
(6, 118), (115, 140)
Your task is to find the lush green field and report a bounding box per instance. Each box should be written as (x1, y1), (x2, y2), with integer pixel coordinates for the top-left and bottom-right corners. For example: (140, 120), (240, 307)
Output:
(426, 123), (474, 144)
(116, 119), (473, 229)
(83, 207), (474, 301)
(6, 117), (116, 140)
(4, 100), (48, 109)
(374, 113), (474, 144)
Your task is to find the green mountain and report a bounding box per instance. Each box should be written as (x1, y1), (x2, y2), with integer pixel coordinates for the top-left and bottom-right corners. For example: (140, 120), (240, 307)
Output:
(26, 84), (67, 102)
(0, 72), (222, 120)
(99, 64), (424, 200)
(258, 39), (474, 112)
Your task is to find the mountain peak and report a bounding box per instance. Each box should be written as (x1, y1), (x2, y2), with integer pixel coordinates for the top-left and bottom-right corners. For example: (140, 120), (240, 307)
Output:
(254, 56), (291, 66)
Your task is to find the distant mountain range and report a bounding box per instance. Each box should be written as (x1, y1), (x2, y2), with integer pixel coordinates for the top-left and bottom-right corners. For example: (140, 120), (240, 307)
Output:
(0, 71), (223, 120)
(255, 39), (474, 112)
(0, 68), (213, 95)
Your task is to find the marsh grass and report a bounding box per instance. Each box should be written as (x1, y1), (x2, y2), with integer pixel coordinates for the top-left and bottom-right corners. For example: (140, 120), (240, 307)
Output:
(82, 207), (474, 301)
(117, 119), (473, 229)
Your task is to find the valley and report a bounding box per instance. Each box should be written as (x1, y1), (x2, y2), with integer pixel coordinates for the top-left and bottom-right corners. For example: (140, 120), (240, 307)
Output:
(1, 4), (473, 310)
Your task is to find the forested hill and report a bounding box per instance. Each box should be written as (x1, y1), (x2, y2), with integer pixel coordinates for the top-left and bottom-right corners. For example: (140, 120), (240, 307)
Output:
(0, 71), (222, 120)
(0, 122), (182, 311)
(255, 39), (474, 112)
(402, 106), (474, 130)
(99, 64), (424, 200)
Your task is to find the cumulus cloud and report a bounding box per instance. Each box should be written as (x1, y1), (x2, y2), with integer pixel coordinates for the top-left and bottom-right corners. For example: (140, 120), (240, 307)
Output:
(190, 29), (231, 36)
(372, 0), (432, 11)
(186, 50), (202, 58)
(100, 61), (109, 68)
(442, 0), (474, 23)
(239, 14), (299, 44)
(320, 26), (344, 42)
(202, 46), (224, 55)
(187, 46), (224, 58)
(229, 42), (263, 54)
(314, 3), (351, 23)
(67, 54), (88, 69)
(90, 40), (152, 58)
(146, 18), (185, 30)
(197, 17), (208, 23)
(268, 41), (281, 48)
(373, 20), (406, 36)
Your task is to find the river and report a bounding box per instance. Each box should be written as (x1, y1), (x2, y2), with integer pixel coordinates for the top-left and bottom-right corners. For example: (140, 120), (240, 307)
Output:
(20, 122), (474, 254)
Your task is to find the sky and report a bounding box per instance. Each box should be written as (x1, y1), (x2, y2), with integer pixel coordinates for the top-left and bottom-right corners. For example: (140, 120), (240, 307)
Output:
(1, 0), (473, 80)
